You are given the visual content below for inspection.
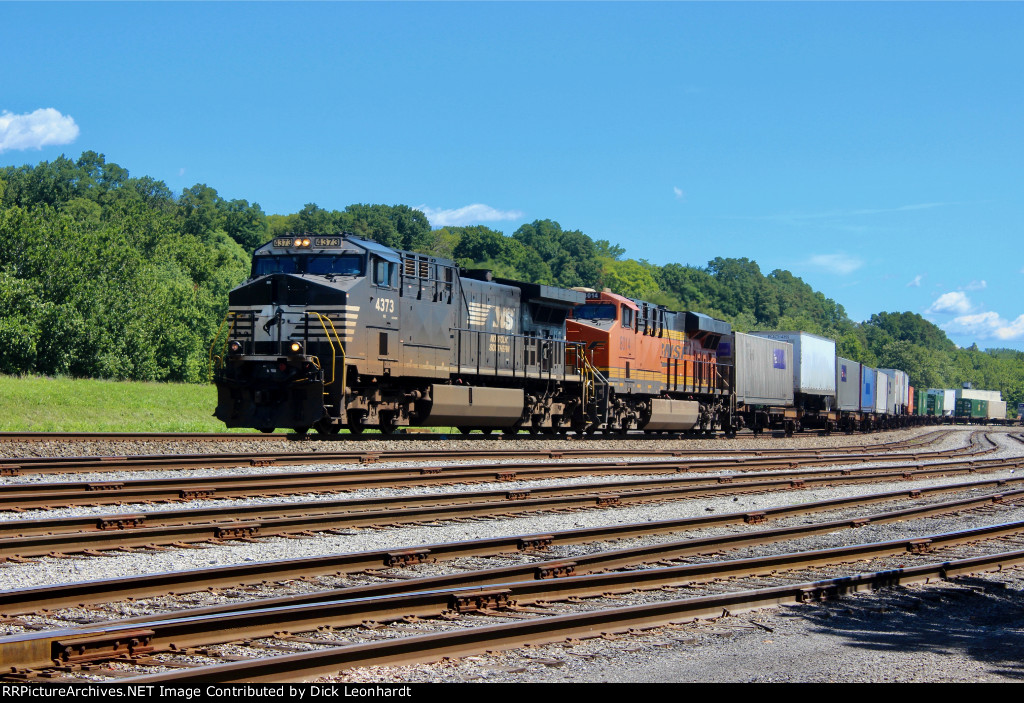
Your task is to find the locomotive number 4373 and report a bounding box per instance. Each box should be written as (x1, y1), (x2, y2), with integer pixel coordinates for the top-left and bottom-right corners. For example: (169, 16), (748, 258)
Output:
(375, 298), (395, 313)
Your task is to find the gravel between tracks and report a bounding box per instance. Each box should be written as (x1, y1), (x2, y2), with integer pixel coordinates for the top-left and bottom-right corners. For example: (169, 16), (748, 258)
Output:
(2, 427), (1024, 683)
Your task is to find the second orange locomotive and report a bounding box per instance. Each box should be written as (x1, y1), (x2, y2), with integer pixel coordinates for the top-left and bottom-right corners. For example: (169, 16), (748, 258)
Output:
(566, 288), (733, 434)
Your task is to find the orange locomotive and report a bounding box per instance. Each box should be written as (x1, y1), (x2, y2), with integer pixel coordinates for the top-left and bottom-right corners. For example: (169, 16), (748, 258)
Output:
(566, 289), (734, 435)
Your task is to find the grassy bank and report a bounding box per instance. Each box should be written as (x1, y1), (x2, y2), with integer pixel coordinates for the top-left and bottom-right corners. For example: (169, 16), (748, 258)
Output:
(0, 375), (244, 432)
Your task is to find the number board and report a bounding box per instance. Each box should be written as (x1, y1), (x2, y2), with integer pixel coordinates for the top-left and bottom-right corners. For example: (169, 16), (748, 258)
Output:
(272, 237), (344, 248)
(313, 237), (343, 247)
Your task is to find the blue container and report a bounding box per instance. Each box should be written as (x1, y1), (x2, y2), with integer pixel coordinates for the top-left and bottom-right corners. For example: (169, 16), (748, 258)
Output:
(860, 366), (876, 413)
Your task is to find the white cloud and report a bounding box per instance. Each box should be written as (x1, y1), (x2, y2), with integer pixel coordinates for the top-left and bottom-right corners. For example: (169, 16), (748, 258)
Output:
(415, 203), (524, 228)
(944, 311), (1024, 341)
(805, 252), (863, 275)
(178, 168), (186, 177)
(926, 291), (973, 315)
(962, 280), (987, 291)
(906, 274), (923, 288)
(0, 108), (79, 153)
(673, 186), (685, 200)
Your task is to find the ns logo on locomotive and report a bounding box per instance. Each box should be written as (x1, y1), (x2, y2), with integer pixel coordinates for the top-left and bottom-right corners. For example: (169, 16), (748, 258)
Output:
(211, 234), (920, 437)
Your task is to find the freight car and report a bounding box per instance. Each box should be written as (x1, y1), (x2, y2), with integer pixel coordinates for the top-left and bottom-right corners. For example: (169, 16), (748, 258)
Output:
(212, 233), (926, 438)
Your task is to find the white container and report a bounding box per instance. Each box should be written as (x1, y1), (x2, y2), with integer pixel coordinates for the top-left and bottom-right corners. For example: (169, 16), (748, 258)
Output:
(986, 400), (1007, 420)
(874, 373), (889, 414)
(879, 369), (909, 411)
(958, 388), (1002, 403)
(943, 389), (958, 416)
(751, 331), (836, 396)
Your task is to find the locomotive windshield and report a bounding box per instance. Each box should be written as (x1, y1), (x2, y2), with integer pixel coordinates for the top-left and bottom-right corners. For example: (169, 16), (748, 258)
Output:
(573, 303), (617, 320)
(254, 256), (299, 276)
(253, 254), (363, 277)
(307, 255), (363, 276)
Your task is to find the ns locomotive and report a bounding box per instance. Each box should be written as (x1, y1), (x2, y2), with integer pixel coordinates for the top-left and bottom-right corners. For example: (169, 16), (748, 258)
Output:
(212, 234), (733, 435)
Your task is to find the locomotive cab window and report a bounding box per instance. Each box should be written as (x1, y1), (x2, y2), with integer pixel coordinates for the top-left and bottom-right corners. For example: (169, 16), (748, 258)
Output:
(573, 303), (617, 320)
(373, 259), (396, 288)
(307, 254), (363, 277)
(253, 256), (299, 276)
(621, 307), (633, 330)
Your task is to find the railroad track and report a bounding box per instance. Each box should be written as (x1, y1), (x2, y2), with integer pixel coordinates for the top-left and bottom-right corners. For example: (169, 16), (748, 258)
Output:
(0, 431), (990, 510)
(0, 429), (952, 476)
(2, 451), (1021, 559)
(2, 427), (1022, 682)
(0, 427), (938, 443)
(3, 499), (1024, 680)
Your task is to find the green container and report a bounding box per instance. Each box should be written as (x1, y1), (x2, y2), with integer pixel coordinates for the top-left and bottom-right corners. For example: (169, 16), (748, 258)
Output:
(926, 392), (944, 416)
(956, 398), (987, 419)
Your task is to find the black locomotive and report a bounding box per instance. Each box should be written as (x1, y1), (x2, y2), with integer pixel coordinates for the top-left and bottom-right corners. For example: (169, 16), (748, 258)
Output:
(213, 234), (599, 435)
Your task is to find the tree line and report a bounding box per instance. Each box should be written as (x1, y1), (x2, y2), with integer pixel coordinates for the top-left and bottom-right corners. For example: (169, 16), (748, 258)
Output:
(1, 152), (1020, 413)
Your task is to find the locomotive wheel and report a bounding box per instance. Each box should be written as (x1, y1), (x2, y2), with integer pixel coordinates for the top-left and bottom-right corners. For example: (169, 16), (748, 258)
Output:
(379, 420), (398, 435)
(258, 427), (274, 434)
(348, 423), (365, 435)
(291, 426), (309, 436)
(480, 428), (493, 436)
(314, 420), (339, 436)
(457, 427), (473, 435)
(502, 427), (520, 437)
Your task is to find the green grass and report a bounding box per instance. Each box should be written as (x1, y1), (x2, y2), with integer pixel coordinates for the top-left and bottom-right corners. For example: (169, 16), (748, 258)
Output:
(0, 375), (249, 433)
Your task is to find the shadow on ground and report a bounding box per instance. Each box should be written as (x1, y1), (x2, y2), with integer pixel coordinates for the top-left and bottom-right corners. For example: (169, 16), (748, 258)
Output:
(789, 575), (1024, 679)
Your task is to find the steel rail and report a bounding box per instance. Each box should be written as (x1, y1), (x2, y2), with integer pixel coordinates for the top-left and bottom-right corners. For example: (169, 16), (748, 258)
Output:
(0, 477), (1020, 617)
(0, 429), (955, 444)
(0, 430), (964, 476)
(0, 432), (281, 443)
(0, 436), (998, 511)
(6, 512), (1024, 672)
(1, 452), (1021, 556)
(122, 547), (1024, 683)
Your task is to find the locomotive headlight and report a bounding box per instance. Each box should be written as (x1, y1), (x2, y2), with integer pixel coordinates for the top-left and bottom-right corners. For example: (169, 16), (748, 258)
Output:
(301, 238), (311, 247)
(289, 341), (303, 354)
(293, 238), (302, 247)
(228, 341), (242, 355)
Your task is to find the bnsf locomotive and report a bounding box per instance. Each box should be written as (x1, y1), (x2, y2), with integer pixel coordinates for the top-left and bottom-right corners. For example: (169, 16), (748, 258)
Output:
(212, 233), (921, 436)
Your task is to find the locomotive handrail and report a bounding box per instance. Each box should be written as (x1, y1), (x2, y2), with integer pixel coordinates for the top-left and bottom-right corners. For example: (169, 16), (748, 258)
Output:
(305, 312), (347, 391)
(207, 311), (237, 381)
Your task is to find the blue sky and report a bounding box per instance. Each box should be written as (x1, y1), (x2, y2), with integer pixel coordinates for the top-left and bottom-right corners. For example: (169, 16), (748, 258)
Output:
(2, 2), (1022, 350)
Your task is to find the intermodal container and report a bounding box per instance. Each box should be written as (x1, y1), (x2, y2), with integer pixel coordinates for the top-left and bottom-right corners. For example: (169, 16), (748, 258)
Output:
(958, 388), (1002, 403)
(943, 389), (957, 416)
(860, 366), (876, 413)
(750, 331), (836, 396)
(732, 332), (794, 406)
(875, 372), (889, 414)
(879, 369), (909, 413)
(987, 400), (1007, 420)
(956, 398), (987, 419)
(835, 357), (861, 411)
